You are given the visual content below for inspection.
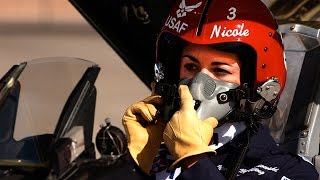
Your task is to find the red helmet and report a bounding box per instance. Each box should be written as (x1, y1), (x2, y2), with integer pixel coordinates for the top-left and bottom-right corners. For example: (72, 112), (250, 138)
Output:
(155, 0), (286, 98)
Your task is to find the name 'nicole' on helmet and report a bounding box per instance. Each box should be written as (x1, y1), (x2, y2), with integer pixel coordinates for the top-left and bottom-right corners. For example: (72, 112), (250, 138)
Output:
(210, 23), (249, 38)
(155, 0), (287, 124)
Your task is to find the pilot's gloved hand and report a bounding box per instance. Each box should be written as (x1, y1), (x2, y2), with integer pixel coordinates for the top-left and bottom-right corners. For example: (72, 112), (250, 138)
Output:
(122, 82), (165, 174)
(163, 85), (218, 170)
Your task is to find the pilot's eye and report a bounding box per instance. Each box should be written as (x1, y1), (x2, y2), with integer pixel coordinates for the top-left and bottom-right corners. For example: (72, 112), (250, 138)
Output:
(212, 68), (231, 76)
(184, 63), (199, 72)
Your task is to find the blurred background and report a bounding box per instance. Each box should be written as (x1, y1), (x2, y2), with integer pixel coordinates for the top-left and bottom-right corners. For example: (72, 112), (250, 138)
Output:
(0, 0), (150, 134)
(0, 0), (319, 139)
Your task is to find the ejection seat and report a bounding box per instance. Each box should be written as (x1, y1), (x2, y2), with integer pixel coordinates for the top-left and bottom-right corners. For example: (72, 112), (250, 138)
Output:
(263, 21), (320, 174)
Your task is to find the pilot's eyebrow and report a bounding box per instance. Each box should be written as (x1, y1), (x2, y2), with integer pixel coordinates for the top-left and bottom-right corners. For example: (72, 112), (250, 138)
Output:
(182, 55), (231, 66)
(211, 61), (229, 66)
(181, 55), (199, 63)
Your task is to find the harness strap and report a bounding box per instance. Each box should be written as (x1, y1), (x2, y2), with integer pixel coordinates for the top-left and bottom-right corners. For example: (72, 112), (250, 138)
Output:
(222, 116), (258, 180)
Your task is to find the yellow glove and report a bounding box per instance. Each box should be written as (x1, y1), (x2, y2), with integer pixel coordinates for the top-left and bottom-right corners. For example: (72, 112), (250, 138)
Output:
(163, 85), (218, 170)
(122, 84), (166, 174)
